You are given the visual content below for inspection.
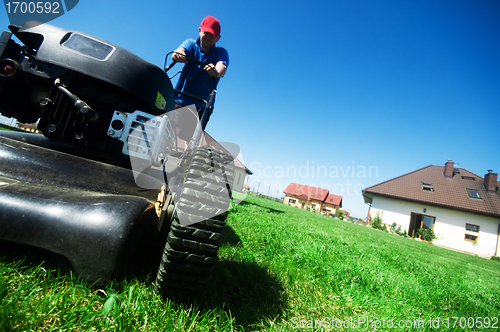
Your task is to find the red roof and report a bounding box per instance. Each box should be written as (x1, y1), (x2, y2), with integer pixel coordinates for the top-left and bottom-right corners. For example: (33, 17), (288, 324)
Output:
(284, 183), (342, 206)
(326, 193), (343, 206)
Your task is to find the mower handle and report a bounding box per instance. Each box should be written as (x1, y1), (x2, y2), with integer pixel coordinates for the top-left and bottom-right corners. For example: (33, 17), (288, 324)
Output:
(164, 51), (207, 72)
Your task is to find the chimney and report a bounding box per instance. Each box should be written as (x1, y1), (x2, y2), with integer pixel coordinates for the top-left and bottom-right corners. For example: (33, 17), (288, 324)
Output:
(444, 160), (454, 178)
(484, 170), (498, 192)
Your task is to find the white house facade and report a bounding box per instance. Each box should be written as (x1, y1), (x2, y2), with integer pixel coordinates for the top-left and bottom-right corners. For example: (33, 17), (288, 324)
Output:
(363, 161), (500, 258)
(0, 113), (17, 127)
(367, 195), (499, 257)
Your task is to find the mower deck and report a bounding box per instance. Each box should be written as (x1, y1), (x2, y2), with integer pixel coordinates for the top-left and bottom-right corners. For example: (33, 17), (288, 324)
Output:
(0, 132), (159, 283)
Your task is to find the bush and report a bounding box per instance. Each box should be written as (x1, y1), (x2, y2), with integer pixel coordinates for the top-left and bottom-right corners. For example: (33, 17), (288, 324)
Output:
(371, 213), (383, 230)
(416, 228), (437, 242)
(491, 256), (500, 262)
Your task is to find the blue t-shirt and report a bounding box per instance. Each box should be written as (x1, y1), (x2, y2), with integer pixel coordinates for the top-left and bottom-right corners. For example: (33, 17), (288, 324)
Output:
(174, 38), (229, 109)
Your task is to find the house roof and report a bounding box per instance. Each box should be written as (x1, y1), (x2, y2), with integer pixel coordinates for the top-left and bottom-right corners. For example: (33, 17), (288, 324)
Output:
(202, 132), (253, 175)
(325, 193), (343, 206)
(284, 183), (328, 201)
(362, 165), (500, 218)
(284, 183), (342, 207)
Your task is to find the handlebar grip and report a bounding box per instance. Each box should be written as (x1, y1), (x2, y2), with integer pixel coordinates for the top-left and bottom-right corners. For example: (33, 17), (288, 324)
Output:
(164, 60), (177, 72)
(164, 51), (210, 72)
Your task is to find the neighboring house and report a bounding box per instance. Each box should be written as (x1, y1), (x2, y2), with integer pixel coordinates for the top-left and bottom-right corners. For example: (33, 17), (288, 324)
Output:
(362, 160), (500, 257)
(202, 132), (252, 193)
(339, 210), (351, 218)
(0, 113), (17, 127)
(283, 183), (342, 216)
(243, 183), (251, 192)
(17, 122), (41, 134)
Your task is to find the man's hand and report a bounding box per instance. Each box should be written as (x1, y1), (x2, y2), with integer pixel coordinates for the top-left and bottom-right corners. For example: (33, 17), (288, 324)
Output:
(204, 63), (218, 77)
(204, 61), (227, 78)
(172, 48), (188, 63)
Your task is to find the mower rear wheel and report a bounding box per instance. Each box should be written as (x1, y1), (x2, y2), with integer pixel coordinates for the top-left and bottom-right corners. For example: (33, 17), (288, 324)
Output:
(154, 147), (234, 297)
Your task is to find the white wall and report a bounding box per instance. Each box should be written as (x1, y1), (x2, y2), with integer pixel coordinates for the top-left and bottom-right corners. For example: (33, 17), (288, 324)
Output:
(0, 113), (17, 127)
(368, 195), (500, 257)
(232, 167), (247, 193)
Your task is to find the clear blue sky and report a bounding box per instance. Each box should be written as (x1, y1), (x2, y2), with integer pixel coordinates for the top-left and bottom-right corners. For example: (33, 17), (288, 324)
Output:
(2, 0), (499, 218)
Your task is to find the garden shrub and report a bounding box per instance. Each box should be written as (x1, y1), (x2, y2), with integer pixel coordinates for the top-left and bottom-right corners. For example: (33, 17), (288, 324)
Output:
(416, 228), (437, 242)
(371, 213), (383, 230)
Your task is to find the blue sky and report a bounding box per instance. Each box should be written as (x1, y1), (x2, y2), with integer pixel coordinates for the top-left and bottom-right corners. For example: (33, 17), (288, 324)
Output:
(2, 0), (499, 218)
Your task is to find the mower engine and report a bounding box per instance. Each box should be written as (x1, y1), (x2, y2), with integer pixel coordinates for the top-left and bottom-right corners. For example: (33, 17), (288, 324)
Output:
(0, 22), (175, 162)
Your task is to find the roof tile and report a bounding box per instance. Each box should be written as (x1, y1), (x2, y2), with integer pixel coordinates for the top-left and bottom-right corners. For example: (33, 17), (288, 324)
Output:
(363, 165), (500, 217)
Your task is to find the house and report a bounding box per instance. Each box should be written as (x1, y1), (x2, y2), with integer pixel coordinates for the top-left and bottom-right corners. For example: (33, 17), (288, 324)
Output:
(339, 210), (351, 218)
(17, 122), (41, 134)
(362, 160), (500, 257)
(201, 132), (252, 193)
(0, 113), (17, 128)
(283, 183), (342, 216)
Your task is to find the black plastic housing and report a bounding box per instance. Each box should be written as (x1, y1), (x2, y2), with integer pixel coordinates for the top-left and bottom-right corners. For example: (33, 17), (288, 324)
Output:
(0, 132), (159, 283)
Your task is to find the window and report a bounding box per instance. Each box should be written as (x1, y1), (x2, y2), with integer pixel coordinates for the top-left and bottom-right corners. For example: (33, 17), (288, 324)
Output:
(467, 189), (482, 199)
(421, 181), (434, 192)
(465, 223), (480, 233)
(311, 193), (315, 197)
(317, 195), (321, 198)
(462, 176), (475, 181)
(288, 198), (297, 204)
(62, 33), (115, 61)
(465, 234), (478, 242)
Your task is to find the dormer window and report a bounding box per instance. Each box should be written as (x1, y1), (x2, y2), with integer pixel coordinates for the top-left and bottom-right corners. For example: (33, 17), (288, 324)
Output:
(467, 189), (482, 199)
(422, 182), (434, 192)
(311, 193), (315, 197)
(317, 195), (321, 198)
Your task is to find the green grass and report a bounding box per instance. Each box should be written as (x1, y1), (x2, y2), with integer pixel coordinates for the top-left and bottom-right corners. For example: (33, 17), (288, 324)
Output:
(0, 124), (16, 131)
(1, 193), (499, 331)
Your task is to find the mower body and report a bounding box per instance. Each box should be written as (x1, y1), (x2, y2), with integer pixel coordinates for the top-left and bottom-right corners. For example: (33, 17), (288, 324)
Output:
(0, 22), (175, 283)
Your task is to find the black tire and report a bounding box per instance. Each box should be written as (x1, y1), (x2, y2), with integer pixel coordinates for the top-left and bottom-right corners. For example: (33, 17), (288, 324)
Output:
(154, 146), (234, 297)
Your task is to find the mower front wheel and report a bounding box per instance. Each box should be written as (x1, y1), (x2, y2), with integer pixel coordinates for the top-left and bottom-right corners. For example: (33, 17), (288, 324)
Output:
(154, 147), (233, 297)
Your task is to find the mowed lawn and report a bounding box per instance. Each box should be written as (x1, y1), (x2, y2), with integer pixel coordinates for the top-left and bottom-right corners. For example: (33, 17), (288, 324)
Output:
(1, 192), (499, 331)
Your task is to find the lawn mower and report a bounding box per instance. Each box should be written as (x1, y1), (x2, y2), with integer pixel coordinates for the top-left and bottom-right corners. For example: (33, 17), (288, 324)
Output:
(0, 21), (236, 296)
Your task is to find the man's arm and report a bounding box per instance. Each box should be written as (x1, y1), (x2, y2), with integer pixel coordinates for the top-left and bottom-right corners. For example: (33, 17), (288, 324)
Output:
(204, 61), (227, 78)
(172, 47), (188, 63)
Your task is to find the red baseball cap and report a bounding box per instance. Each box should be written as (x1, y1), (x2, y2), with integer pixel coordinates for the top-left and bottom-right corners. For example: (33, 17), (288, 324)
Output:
(200, 16), (221, 37)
